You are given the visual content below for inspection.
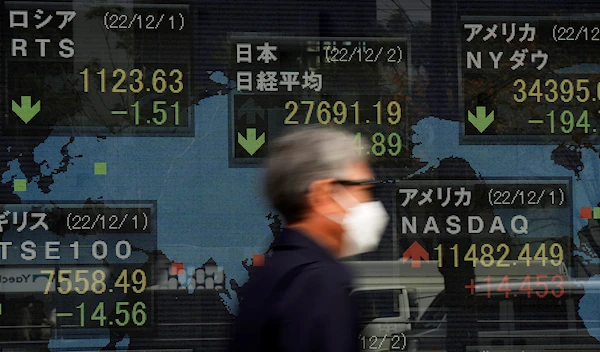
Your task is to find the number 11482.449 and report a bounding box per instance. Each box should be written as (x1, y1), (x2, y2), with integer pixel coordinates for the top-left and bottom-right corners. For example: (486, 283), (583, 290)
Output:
(435, 242), (564, 268)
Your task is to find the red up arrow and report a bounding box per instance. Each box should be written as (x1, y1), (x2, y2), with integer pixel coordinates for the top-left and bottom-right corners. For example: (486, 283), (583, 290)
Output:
(402, 241), (429, 268)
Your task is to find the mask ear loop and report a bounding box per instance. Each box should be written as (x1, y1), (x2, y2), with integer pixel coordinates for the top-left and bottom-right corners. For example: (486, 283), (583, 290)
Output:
(325, 183), (348, 224)
(306, 179), (345, 223)
(331, 183), (363, 214)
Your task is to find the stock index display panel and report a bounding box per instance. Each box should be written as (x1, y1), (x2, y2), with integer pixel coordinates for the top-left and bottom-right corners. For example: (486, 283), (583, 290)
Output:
(1, 0), (600, 352)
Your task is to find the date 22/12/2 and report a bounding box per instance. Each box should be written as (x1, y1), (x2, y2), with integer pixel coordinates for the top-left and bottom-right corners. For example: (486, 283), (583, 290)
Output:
(359, 334), (406, 350)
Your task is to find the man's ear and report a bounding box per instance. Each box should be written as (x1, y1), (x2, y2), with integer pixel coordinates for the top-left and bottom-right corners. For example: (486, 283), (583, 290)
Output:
(306, 179), (342, 215)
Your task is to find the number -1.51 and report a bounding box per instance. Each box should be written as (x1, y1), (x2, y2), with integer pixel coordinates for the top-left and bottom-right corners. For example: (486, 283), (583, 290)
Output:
(131, 101), (181, 126)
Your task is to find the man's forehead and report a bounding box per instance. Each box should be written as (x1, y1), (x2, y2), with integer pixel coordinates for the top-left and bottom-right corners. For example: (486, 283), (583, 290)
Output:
(343, 160), (374, 178)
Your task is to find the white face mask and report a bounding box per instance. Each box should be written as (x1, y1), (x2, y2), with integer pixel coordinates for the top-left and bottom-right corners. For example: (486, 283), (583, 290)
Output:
(329, 187), (390, 257)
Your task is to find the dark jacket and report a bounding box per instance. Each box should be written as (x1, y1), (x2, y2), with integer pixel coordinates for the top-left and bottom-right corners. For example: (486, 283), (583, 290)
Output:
(229, 228), (360, 352)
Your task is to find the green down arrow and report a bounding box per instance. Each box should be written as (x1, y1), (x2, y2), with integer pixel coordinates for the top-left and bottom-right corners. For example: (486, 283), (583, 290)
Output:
(12, 96), (41, 124)
(238, 128), (265, 156)
(468, 106), (494, 133)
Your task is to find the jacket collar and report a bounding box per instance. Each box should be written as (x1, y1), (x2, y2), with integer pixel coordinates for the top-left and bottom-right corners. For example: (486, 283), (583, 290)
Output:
(270, 227), (354, 288)
(271, 227), (339, 263)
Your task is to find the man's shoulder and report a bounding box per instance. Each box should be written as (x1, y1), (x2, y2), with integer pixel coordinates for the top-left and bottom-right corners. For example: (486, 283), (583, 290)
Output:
(273, 259), (354, 300)
(300, 259), (352, 284)
(245, 254), (352, 299)
(269, 228), (354, 282)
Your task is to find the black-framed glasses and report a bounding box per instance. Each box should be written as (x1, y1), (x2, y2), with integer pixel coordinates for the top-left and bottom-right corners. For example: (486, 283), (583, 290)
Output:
(335, 179), (380, 186)
(334, 178), (383, 201)
(305, 178), (389, 194)
(334, 178), (380, 186)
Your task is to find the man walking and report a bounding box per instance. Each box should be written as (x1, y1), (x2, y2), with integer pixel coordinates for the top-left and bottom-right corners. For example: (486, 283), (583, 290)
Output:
(229, 126), (389, 352)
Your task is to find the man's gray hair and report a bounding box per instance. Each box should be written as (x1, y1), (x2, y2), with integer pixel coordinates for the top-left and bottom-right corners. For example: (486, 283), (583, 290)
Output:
(264, 126), (366, 224)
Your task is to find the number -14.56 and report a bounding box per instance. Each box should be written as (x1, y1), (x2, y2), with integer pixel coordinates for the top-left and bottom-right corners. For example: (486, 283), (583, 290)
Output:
(69, 301), (147, 327)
